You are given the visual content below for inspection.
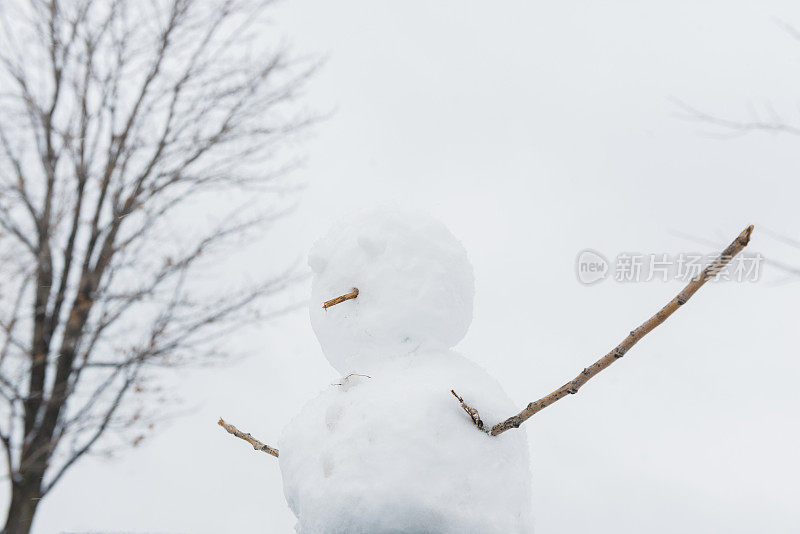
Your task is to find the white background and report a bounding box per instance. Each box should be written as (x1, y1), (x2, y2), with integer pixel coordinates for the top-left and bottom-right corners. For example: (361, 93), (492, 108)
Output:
(20, 1), (800, 532)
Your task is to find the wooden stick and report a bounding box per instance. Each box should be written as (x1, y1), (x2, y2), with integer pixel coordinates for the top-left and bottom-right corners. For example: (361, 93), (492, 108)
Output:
(323, 288), (359, 309)
(451, 390), (486, 432)
(218, 418), (279, 457)
(458, 225), (754, 437)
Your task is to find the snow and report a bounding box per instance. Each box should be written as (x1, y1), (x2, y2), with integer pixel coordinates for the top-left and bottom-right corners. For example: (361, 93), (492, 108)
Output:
(281, 208), (533, 533)
(279, 353), (533, 534)
(308, 207), (474, 374)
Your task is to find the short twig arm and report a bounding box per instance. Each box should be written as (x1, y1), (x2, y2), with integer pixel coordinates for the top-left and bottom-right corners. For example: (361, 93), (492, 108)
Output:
(458, 225), (754, 437)
(218, 418), (279, 458)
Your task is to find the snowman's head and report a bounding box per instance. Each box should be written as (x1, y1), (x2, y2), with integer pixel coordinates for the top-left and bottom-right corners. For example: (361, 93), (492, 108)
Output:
(309, 207), (474, 374)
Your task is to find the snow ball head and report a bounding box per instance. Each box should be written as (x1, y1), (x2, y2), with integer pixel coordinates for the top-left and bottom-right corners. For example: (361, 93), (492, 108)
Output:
(309, 208), (474, 374)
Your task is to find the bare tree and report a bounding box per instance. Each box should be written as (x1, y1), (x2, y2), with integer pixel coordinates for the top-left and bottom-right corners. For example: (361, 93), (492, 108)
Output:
(0, 0), (314, 532)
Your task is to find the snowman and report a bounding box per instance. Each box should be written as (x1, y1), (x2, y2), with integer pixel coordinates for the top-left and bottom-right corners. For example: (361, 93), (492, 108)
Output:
(279, 207), (533, 533)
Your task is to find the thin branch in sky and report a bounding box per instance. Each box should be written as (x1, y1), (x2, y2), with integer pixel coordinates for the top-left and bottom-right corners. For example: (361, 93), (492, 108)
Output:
(218, 418), (279, 458)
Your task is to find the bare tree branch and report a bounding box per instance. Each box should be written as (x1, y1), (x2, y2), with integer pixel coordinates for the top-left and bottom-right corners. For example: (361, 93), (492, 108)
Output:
(455, 225), (754, 436)
(671, 98), (800, 137)
(42, 367), (139, 495)
(450, 389), (485, 431)
(217, 418), (278, 457)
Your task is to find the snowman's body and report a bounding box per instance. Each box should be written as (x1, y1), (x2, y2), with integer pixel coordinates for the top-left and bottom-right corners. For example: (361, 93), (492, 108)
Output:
(280, 208), (533, 533)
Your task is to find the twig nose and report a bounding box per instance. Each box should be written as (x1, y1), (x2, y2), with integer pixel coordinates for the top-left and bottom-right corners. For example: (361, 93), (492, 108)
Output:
(323, 287), (359, 309)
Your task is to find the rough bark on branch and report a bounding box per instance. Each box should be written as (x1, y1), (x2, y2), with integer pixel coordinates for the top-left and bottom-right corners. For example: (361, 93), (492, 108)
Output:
(450, 389), (486, 432)
(323, 288), (359, 309)
(456, 225), (754, 436)
(218, 418), (279, 458)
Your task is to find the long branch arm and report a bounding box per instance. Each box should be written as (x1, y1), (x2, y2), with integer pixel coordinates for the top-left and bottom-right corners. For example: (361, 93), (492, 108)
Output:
(455, 225), (754, 436)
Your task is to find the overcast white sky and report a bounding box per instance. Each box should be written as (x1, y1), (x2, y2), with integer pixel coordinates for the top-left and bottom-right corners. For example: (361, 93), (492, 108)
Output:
(18, 1), (800, 532)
